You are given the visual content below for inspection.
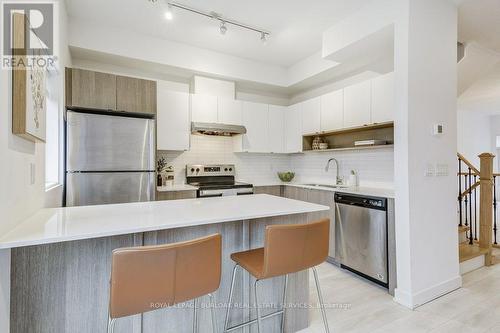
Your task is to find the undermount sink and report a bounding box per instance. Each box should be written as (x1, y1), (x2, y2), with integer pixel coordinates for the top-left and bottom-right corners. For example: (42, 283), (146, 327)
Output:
(301, 183), (350, 189)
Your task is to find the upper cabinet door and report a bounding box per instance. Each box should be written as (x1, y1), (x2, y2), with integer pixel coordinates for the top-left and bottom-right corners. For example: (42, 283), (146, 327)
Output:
(191, 94), (218, 123)
(116, 76), (157, 114)
(242, 101), (269, 152)
(268, 105), (285, 153)
(157, 85), (190, 151)
(218, 98), (243, 125)
(343, 80), (371, 128)
(66, 68), (117, 110)
(371, 72), (394, 123)
(285, 103), (303, 153)
(320, 89), (344, 132)
(301, 97), (321, 135)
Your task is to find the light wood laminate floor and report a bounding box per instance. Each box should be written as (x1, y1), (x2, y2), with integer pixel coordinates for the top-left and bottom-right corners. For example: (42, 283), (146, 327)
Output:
(300, 260), (500, 333)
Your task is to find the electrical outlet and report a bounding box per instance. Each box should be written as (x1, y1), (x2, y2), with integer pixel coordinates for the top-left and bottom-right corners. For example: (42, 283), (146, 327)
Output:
(30, 163), (35, 185)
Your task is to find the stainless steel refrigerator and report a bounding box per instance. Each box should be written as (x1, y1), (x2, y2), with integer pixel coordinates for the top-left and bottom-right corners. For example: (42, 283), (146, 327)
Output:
(65, 110), (156, 206)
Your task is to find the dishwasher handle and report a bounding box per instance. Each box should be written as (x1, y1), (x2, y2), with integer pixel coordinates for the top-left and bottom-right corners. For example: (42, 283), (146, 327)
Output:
(334, 192), (387, 211)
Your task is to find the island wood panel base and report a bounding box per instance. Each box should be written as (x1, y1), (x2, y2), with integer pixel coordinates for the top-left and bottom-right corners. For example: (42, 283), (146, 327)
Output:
(9, 215), (313, 333)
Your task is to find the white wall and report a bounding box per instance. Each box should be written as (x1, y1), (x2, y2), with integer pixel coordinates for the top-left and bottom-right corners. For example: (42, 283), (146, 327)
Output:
(457, 110), (493, 166)
(158, 135), (291, 185)
(0, 0), (71, 233)
(291, 148), (394, 188)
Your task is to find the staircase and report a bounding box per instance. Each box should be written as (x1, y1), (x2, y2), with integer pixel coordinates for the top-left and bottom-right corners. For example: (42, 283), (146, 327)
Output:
(457, 153), (499, 274)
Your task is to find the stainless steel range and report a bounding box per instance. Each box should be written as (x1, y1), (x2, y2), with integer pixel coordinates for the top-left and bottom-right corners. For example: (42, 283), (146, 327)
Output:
(186, 164), (253, 198)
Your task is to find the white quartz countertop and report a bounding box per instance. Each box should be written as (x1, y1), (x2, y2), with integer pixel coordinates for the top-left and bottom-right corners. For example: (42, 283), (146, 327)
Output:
(0, 194), (329, 249)
(157, 184), (198, 192)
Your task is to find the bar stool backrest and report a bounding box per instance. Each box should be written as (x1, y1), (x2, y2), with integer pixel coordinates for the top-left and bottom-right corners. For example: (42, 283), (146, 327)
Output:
(109, 233), (222, 319)
(262, 219), (330, 279)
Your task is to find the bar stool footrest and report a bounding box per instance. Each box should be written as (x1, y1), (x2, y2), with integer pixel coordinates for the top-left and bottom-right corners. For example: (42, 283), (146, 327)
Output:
(225, 309), (284, 332)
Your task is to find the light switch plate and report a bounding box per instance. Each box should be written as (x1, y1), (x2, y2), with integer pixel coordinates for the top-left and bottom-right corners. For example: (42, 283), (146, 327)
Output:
(425, 163), (435, 177)
(436, 163), (449, 176)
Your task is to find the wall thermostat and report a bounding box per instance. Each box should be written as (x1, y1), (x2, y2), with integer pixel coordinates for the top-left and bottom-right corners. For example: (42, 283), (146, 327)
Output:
(433, 124), (443, 136)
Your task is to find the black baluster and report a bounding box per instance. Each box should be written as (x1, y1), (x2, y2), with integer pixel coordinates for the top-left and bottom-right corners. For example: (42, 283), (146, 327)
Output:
(464, 173), (469, 228)
(469, 167), (473, 245)
(494, 175), (498, 245)
(458, 159), (463, 226)
(474, 175), (477, 241)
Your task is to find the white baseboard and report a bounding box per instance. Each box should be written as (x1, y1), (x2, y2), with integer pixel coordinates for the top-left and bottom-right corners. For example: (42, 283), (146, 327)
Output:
(394, 275), (462, 309)
(460, 255), (485, 275)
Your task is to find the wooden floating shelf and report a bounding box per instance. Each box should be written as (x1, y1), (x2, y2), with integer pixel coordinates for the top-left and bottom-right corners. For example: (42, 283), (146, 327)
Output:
(302, 122), (394, 152)
(302, 144), (394, 153)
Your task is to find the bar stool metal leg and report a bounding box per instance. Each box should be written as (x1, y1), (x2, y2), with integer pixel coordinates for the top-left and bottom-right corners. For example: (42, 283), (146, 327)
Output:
(280, 274), (288, 333)
(224, 264), (239, 332)
(193, 298), (199, 333)
(107, 316), (116, 333)
(254, 279), (263, 333)
(208, 293), (218, 333)
(312, 267), (330, 333)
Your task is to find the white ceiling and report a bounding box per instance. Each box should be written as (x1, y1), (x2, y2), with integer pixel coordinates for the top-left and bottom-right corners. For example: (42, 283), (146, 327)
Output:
(64, 0), (369, 67)
(459, 0), (500, 54)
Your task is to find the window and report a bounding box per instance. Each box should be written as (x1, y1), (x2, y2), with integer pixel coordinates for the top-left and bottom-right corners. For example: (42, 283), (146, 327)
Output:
(45, 69), (60, 190)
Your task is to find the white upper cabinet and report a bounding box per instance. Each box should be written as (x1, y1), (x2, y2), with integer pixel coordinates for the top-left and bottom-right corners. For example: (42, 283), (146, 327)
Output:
(371, 72), (394, 123)
(268, 105), (286, 153)
(191, 94), (218, 123)
(218, 98), (243, 125)
(320, 89), (344, 132)
(301, 97), (321, 135)
(285, 103), (303, 153)
(241, 101), (269, 152)
(157, 85), (190, 151)
(343, 80), (372, 128)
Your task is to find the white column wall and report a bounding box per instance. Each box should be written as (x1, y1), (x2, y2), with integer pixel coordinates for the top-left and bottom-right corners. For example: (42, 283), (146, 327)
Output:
(393, 0), (461, 308)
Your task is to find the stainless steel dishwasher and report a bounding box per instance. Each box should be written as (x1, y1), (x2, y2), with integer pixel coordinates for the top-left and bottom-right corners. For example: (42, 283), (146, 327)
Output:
(335, 192), (388, 288)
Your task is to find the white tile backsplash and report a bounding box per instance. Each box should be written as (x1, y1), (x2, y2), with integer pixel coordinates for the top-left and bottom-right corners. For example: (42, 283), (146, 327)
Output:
(159, 135), (394, 188)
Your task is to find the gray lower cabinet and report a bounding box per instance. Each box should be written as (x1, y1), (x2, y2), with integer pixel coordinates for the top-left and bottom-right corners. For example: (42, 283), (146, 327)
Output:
(156, 190), (197, 201)
(253, 185), (282, 197)
(283, 186), (336, 259)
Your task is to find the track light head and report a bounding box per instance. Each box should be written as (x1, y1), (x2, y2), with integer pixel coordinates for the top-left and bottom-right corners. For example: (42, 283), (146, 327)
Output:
(260, 32), (268, 44)
(220, 21), (227, 35)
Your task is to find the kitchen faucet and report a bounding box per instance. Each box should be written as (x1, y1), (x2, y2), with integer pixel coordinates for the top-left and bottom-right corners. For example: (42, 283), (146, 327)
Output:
(325, 158), (343, 185)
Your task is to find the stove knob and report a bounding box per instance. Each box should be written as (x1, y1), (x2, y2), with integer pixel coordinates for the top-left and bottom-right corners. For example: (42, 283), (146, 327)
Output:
(196, 168), (200, 172)
(190, 168), (195, 173)
(229, 168), (233, 171)
(224, 168), (228, 172)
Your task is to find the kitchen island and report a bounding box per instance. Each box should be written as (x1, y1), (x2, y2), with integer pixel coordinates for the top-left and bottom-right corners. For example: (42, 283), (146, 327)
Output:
(0, 194), (329, 333)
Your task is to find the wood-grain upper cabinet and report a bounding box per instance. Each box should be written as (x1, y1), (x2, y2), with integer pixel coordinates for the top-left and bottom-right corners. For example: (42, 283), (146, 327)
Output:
(116, 76), (157, 114)
(301, 97), (321, 135)
(320, 89), (344, 132)
(371, 72), (394, 124)
(344, 80), (371, 128)
(65, 68), (116, 110)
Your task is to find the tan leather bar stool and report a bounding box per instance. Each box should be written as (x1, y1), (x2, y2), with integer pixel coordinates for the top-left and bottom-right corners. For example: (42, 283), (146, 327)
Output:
(223, 219), (331, 333)
(107, 234), (222, 333)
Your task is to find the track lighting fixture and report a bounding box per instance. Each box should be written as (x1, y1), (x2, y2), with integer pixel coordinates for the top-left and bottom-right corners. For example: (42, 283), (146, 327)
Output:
(219, 21), (227, 35)
(151, 1), (271, 42)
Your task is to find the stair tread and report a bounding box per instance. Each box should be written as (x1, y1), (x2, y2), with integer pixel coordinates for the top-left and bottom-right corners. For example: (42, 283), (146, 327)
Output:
(459, 243), (489, 262)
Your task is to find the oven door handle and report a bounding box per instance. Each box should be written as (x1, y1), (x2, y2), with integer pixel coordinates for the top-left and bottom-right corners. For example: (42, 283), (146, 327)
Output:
(199, 193), (223, 198)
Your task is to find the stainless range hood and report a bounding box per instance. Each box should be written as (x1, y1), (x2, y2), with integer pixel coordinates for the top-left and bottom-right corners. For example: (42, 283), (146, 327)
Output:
(191, 122), (247, 136)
